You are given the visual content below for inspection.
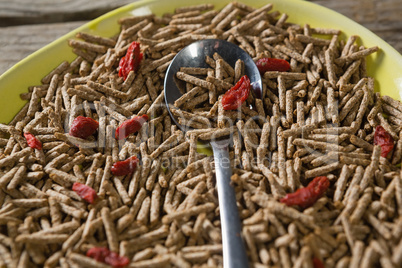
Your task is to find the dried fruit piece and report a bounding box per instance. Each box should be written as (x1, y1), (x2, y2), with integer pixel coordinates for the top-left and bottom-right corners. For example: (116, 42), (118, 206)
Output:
(115, 114), (148, 140)
(118, 41), (143, 80)
(23, 132), (42, 150)
(312, 257), (325, 268)
(280, 176), (330, 209)
(373, 125), (394, 157)
(69, 116), (99, 139)
(256, 57), (290, 73)
(111, 156), (139, 176)
(87, 247), (129, 268)
(72, 182), (98, 204)
(221, 75), (251, 110)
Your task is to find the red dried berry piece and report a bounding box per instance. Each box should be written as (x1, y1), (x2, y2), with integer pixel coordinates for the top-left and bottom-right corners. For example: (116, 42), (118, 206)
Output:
(87, 247), (129, 268)
(280, 176), (330, 209)
(115, 114), (148, 140)
(312, 257), (325, 268)
(87, 247), (109, 263)
(69, 116), (99, 139)
(72, 182), (98, 204)
(119, 41), (143, 80)
(111, 156), (139, 176)
(23, 132), (42, 150)
(256, 57), (290, 74)
(105, 251), (130, 268)
(221, 75), (251, 110)
(373, 125), (394, 157)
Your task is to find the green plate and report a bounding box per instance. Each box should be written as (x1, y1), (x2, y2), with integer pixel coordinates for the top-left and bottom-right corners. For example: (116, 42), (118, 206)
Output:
(1, 0), (401, 124)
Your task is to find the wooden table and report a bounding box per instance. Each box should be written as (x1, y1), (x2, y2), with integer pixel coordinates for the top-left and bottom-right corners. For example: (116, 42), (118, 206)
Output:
(1, 0), (401, 75)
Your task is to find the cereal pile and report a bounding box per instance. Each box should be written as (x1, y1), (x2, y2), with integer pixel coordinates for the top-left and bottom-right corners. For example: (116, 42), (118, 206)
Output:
(0, 2), (401, 267)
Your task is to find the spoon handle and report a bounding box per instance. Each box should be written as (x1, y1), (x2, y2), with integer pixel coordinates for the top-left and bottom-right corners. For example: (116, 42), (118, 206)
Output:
(211, 140), (249, 268)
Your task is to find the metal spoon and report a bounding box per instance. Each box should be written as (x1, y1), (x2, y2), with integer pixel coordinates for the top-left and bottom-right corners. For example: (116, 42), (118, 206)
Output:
(164, 39), (262, 268)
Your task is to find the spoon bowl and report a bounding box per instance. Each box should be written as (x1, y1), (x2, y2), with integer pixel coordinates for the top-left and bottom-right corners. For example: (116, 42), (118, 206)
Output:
(164, 39), (262, 268)
(164, 39), (262, 132)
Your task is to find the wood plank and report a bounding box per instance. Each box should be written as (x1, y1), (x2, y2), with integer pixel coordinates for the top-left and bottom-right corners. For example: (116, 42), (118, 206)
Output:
(0, 21), (86, 74)
(0, 0), (134, 26)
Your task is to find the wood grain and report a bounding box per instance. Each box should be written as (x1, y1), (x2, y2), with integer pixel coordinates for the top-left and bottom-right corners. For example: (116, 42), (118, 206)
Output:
(0, 0), (401, 75)
(0, 21), (85, 74)
(0, 0), (134, 26)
